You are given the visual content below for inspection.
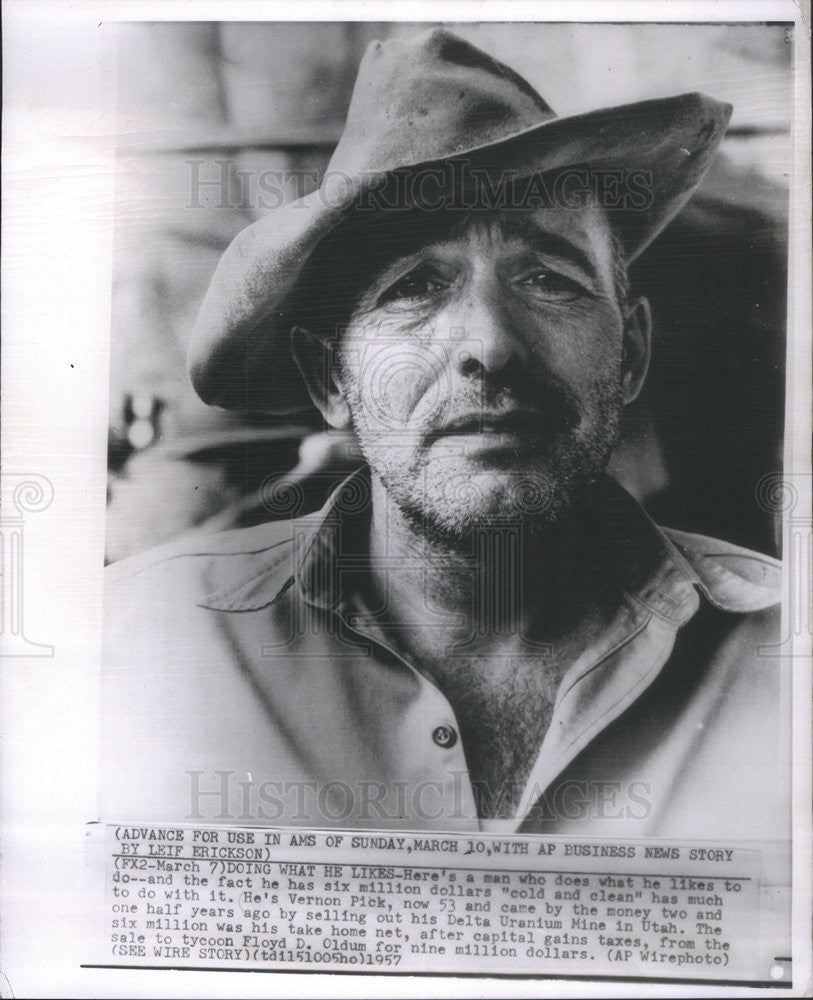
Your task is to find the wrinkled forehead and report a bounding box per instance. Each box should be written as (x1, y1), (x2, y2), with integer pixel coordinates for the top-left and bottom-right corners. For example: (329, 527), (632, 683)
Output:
(351, 203), (615, 276)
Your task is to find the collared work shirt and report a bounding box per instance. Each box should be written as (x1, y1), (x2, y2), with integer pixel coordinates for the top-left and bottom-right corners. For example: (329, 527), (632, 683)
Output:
(100, 472), (788, 842)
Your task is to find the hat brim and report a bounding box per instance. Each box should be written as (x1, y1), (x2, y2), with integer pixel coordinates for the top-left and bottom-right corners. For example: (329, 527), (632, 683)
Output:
(189, 92), (731, 413)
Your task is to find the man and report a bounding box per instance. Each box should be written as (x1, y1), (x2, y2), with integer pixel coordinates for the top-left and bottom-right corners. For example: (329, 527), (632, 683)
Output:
(101, 29), (787, 840)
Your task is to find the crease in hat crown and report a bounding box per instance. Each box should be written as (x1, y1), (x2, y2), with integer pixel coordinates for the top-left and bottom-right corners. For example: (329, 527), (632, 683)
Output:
(327, 28), (558, 175)
(188, 27), (732, 413)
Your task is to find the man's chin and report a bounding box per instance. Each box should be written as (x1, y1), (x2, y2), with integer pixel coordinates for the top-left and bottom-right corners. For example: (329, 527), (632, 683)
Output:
(390, 465), (593, 546)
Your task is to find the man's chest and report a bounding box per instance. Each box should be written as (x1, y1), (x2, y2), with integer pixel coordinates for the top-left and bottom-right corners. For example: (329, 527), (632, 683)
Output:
(426, 651), (575, 818)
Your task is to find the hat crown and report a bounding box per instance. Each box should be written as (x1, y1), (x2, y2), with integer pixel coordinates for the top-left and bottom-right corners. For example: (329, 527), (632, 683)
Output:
(328, 29), (557, 175)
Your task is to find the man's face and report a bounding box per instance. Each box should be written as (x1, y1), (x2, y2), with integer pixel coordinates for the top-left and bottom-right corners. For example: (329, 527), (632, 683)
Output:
(314, 205), (643, 542)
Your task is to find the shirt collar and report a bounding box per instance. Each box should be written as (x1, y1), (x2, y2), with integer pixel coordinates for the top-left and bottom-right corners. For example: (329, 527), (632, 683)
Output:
(199, 467), (771, 620)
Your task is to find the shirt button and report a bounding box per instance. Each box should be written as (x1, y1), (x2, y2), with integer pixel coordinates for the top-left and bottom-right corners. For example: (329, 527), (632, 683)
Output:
(432, 724), (457, 749)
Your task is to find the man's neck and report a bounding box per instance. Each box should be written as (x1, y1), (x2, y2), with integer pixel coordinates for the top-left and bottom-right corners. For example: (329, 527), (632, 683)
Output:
(364, 475), (623, 663)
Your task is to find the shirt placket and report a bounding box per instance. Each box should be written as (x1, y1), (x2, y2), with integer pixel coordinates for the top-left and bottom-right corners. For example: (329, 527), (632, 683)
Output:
(304, 588), (481, 831)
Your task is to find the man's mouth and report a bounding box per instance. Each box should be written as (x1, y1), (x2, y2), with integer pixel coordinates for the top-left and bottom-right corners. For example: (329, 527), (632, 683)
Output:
(420, 410), (566, 455)
(434, 409), (550, 437)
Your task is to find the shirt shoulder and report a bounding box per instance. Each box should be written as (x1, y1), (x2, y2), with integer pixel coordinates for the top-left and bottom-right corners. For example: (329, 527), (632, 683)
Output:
(104, 518), (307, 612)
(661, 527), (781, 613)
(105, 519), (292, 577)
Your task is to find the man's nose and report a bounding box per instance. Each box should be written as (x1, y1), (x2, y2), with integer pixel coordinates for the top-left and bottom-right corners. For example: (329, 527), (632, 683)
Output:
(445, 281), (529, 376)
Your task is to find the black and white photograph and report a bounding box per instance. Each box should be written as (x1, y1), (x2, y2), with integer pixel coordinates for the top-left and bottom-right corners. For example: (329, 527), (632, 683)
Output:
(2, 2), (811, 996)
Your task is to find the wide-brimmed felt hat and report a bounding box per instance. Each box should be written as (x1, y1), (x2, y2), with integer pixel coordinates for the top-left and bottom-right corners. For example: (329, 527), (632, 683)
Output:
(189, 28), (732, 414)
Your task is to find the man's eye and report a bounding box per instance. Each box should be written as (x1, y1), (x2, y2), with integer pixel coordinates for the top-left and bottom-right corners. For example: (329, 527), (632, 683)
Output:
(519, 269), (585, 299)
(381, 270), (446, 303)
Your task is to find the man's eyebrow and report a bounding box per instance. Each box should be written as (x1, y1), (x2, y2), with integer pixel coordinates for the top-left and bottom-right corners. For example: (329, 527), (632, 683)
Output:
(371, 227), (599, 280)
(358, 248), (428, 295)
(497, 217), (600, 280)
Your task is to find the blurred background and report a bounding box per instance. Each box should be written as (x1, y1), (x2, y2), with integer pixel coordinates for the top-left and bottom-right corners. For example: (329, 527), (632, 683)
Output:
(106, 21), (791, 563)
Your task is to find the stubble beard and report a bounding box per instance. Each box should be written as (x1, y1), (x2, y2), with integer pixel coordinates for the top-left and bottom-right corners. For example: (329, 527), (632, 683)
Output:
(344, 372), (625, 552)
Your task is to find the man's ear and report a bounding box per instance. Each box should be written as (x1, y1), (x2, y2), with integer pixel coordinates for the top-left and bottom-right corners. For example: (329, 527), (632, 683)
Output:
(290, 326), (352, 430)
(621, 296), (651, 405)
